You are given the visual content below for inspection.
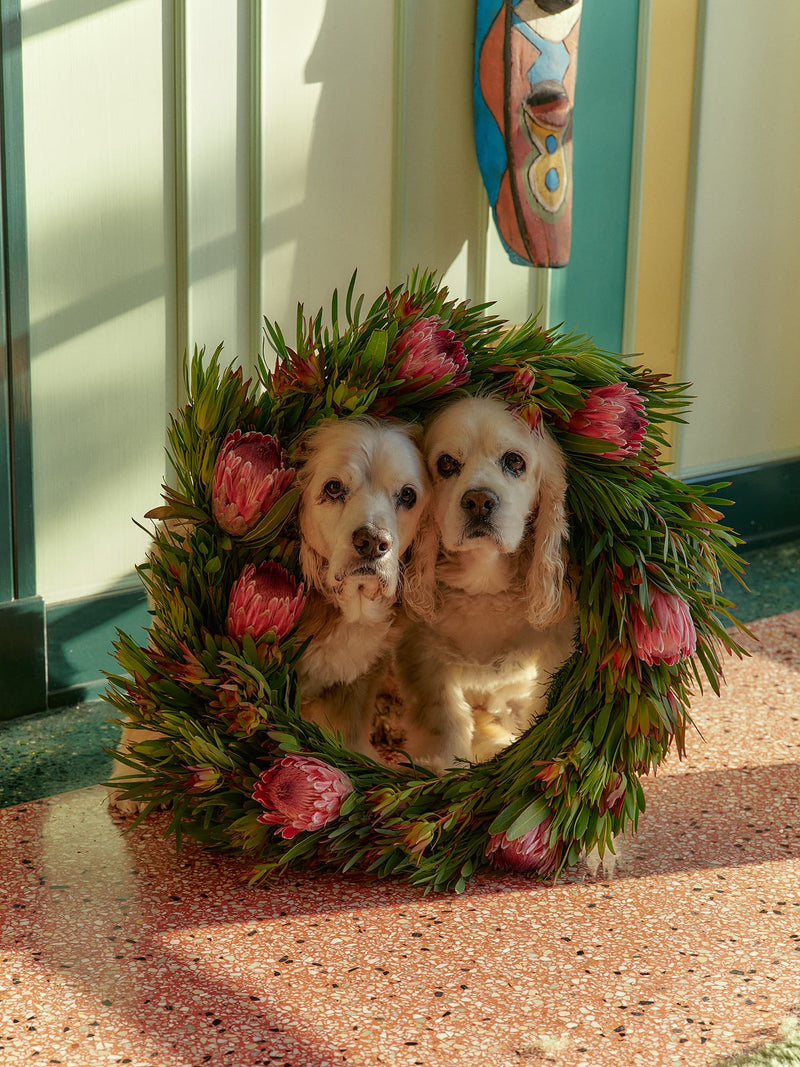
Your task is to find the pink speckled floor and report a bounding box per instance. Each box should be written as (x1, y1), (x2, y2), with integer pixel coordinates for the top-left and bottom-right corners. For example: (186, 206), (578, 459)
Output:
(2, 612), (799, 1067)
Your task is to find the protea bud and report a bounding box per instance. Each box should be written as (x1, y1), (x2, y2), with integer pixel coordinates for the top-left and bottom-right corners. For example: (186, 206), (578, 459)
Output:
(567, 382), (647, 459)
(252, 754), (353, 839)
(486, 815), (559, 876)
(212, 430), (294, 536)
(495, 366), (542, 430)
(392, 316), (470, 397)
(184, 766), (220, 793)
(632, 588), (697, 666)
(211, 683), (264, 735)
(225, 561), (304, 642)
(269, 346), (325, 395)
(598, 774), (627, 817)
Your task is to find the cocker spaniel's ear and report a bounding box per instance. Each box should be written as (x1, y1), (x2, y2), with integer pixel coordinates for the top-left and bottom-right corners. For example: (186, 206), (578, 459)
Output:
(525, 428), (570, 628)
(299, 539), (328, 595)
(399, 511), (439, 622)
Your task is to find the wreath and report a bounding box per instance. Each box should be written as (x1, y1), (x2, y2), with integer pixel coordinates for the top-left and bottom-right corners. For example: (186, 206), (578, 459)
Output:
(106, 270), (747, 892)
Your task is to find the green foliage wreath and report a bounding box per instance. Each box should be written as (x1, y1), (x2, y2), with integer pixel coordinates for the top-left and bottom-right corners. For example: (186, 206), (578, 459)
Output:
(106, 270), (747, 892)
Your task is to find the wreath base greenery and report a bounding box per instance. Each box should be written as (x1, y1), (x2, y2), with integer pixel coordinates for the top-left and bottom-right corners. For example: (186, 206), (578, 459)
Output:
(106, 270), (747, 892)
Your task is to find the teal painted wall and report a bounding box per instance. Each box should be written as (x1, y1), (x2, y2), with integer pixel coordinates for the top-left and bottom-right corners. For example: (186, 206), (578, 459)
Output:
(549, 0), (639, 354)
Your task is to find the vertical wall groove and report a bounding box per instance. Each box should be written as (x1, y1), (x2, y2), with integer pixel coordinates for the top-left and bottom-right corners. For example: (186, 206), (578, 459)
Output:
(621, 0), (652, 355)
(247, 0), (262, 367)
(0, 0), (35, 599)
(390, 0), (408, 288)
(171, 0), (189, 402)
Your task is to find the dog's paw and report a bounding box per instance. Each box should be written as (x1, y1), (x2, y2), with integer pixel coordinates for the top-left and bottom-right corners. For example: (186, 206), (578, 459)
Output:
(106, 786), (150, 817)
(471, 708), (517, 762)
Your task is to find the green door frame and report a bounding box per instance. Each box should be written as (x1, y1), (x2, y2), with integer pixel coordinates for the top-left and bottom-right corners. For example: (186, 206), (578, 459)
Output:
(0, 0), (46, 719)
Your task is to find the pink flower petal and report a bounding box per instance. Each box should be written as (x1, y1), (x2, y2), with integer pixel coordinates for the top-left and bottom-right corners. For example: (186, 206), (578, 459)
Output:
(226, 561), (304, 642)
(253, 755), (353, 837)
(212, 431), (295, 536)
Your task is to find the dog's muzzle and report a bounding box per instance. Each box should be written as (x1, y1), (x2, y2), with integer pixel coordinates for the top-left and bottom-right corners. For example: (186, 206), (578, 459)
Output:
(333, 525), (395, 589)
(352, 524), (393, 560)
(460, 487), (500, 540)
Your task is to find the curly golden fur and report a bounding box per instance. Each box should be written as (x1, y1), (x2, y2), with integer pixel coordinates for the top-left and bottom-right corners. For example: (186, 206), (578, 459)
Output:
(396, 396), (577, 772)
(294, 417), (429, 758)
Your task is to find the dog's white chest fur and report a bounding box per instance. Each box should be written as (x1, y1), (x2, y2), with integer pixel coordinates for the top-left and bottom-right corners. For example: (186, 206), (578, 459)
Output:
(298, 598), (395, 695)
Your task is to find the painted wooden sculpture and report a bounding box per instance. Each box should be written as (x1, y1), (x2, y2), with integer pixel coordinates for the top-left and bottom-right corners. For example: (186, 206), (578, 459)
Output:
(474, 0), (583, 267)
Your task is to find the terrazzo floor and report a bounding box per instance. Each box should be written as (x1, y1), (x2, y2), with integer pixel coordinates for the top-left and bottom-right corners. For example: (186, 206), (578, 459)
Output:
(2, 606), (800, 1067)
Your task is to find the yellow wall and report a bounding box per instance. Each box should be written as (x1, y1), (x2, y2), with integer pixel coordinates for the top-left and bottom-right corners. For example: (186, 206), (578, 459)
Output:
(632, 0), (699, 384)
(633, 0), (800, 477)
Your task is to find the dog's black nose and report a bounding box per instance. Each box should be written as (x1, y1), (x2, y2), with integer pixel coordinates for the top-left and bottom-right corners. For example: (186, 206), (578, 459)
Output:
(460, 488), (500, 520)
(352, 525), (392, 559)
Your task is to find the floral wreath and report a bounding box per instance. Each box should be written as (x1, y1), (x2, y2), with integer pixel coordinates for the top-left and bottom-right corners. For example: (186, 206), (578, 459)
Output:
(107, 270), (746, 891)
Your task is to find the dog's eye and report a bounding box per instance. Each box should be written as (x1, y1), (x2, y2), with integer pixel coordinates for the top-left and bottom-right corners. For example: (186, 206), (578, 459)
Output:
(501, 451), (526, 476)
(322, 479), (346, 500)
(436, 453), (461, 478)
(396, 485), (418, 509)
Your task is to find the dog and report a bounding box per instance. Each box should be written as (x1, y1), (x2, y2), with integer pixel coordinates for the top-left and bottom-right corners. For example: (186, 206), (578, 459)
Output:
(107, 417), (428, 812)
(294, 417), (428, 758)
(396, 395), (576, 772)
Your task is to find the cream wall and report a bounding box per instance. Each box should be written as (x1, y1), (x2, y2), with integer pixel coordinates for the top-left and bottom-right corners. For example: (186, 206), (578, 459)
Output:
(22, 0), (541, 605)
(22, 0), (172, 604)
(23, 0), (798, 604)
(633, 0), (800, 478)
(676, 0), (800, 477)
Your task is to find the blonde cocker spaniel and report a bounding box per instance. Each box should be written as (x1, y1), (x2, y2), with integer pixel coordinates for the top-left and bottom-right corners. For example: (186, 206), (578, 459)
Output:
(396, 396), (577, 773)
(109, 418), (428, 812)
(294, 417), (428, 758)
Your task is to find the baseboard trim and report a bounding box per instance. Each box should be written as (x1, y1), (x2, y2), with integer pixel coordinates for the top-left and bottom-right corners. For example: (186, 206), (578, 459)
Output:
(0, 586), (149, 722)
(45, 587), (150, 711)
(0, 596), (46, 720)
(687, 456), (800, 551)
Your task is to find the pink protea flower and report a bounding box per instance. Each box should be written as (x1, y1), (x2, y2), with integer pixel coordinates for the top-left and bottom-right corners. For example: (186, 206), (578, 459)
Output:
(392, 316), (470, 396)
(212, 430), (295, 536)
(632, 588), (697, 666)
(225, 561), (305, 643)
(486, 815), (559, 875)
(567, 382), (648, 459)
(253, 754), (353, 839)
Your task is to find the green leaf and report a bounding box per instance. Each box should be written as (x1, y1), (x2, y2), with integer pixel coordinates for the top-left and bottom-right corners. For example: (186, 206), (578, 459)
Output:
(504, 798), (550, 842)
(362, 328), (389, 372)
(238, 486), (301, 545)
(487, 796), (531, 836)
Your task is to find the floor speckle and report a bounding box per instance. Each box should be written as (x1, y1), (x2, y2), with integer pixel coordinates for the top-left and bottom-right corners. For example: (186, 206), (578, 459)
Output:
(1, 612), (799, 1066)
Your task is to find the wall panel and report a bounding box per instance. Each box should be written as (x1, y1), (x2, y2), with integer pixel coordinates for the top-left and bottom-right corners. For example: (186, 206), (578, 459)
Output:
(679, 0), (800, 476)
(22, 0), (171, 602)
(184, 0), (259, 369)
(260, 0), (396, 337)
